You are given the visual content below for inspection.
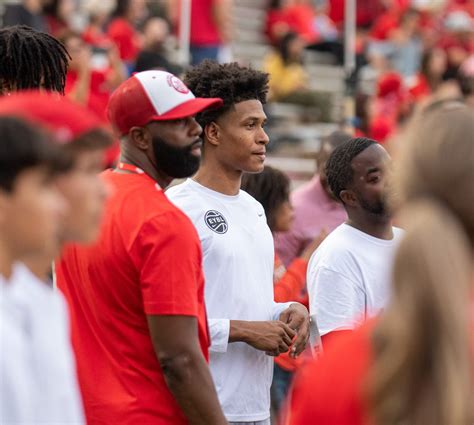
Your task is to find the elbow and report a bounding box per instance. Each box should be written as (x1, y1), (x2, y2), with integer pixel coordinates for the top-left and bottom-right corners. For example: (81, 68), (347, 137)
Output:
(158, 349), (199, 384)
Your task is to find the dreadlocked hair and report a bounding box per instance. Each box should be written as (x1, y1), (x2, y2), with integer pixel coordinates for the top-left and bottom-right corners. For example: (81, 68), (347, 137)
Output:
(0, 25), (70, 95)
(184, 60), (269, 129)
(325, 137), (377, 201)
(241, 166), (290, 232)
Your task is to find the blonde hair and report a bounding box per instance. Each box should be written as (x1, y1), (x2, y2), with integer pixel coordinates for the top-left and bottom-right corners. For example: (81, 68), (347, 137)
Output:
(369, 102), (474, 425)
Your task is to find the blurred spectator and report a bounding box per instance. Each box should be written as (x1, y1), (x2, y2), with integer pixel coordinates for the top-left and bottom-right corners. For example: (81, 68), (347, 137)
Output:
(241, 166), (327, 417)
(264, 32), (308, 101)
(168, 0), (233, 66)
(3, 0), (47, 31)
(0, 25), (69, 95)
(134, 16), (182, 75)
(263, 31), (332, 119)
(439, 10), (474, 75)
(107, 0), (146, 69)
(275, 131), (349, 267)
(81, 0), (116, 47)
(408, 47), (448, 101)
(458, 53), (474, 105)
(61, 31), (125, 165)
(42, 0), (74, 37)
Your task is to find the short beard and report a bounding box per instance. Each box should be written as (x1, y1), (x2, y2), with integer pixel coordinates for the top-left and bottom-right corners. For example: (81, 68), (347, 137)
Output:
(152, 135), (200, 179)
(359, 196), (389, 218)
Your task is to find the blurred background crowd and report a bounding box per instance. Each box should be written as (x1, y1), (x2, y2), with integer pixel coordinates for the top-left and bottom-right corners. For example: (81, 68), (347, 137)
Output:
(1, 0), (473, 184)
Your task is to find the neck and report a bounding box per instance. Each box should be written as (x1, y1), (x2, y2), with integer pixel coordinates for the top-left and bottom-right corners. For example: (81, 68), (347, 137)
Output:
(193, 155), (242, 196)
(346, 213), (393, 240)
(0, 241), (13, 280)
(118, 152), (172, 189)
(21, 254), (53, 282)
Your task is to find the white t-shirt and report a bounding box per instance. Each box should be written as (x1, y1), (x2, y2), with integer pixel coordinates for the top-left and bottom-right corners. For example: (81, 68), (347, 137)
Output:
(3, 263), (84, 424)
(0, 264), (35, 423)
(167, 179), (292, 422)
(307, 223), (404, 336)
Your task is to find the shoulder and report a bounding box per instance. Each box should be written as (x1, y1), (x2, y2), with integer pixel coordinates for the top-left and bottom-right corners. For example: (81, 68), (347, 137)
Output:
(290, 323), (374, 424)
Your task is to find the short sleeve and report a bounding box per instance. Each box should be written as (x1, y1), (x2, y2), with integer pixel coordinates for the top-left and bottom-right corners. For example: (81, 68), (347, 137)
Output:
(130, 211), (204, 317)
(308, 266), (365, 336)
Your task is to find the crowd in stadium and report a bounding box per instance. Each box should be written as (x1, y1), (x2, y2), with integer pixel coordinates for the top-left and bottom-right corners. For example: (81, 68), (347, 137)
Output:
(0, 1), (473, 425)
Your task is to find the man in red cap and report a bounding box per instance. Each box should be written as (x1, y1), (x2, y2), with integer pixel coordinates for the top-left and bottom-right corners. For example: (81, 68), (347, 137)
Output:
(56, 70), (227, 424)
(0, 91), (113, 424)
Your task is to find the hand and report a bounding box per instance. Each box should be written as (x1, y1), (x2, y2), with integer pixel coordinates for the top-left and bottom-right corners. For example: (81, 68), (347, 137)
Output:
(279, 303), (310, 358)
(233, 320), (296, 356)
(300, 228), (328, 262)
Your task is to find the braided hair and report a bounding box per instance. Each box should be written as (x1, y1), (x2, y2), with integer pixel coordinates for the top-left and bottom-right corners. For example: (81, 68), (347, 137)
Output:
(0, 25), (70, 95)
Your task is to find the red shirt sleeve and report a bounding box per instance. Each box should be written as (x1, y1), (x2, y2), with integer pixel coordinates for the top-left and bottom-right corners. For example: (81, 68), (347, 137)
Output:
(274, 257), (308, 303)
(130, 211), (204, 317)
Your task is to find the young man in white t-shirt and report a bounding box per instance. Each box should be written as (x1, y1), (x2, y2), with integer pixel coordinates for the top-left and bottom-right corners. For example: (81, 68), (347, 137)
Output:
(0, 117), (67, 422)
(166, 61), (310, 425)
(307, 137), (404, 349)
(0, 93), (114, 424)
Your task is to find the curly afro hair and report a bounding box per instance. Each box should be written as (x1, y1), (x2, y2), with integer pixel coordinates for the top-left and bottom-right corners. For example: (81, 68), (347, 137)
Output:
(183, 60), (269, 129)
(325, 137), (377, 202)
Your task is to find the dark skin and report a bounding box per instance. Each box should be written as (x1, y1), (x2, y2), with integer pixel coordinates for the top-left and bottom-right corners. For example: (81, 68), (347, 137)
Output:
(323, 144), (393, 347)
(340, 143), (393, 240)
(195, 99), (310, 358)
(118, 116), (227, 425)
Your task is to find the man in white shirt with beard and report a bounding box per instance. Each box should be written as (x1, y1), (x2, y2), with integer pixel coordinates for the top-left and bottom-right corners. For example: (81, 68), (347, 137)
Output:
(167, 61), (310, 425)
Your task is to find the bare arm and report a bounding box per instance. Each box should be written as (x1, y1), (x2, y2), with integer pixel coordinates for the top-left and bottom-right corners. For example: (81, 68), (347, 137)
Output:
(229, 320), (296, 356)
(147, 315), (227, 425)
(212, 0), (233, 43)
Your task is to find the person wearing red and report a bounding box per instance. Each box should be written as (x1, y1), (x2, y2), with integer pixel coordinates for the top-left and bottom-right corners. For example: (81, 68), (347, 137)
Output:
(107, 0), (145, 68)
(56, 70), (227, 425)
(288, 103), (474, 425)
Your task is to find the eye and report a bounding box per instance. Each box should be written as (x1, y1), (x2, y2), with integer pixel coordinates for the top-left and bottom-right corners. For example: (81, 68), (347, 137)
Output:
(246, 122), (256, 129)
(369, 175), (380, 183)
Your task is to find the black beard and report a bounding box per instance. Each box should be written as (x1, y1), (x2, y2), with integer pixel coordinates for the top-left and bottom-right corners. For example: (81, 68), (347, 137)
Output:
(359, 196), (389, 217)
(152, 135), (200, 179)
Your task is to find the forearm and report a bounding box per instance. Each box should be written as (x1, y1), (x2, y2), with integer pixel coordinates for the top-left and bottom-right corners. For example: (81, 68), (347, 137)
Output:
(160, 350), (227, 425)
(68, 71), (91, 105)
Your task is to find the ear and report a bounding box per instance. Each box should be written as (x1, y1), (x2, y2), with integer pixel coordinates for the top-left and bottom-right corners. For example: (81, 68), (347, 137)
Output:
(340, 189), (358, 208)
(204, 122), (220, 147)
(128, 126), (151, 151)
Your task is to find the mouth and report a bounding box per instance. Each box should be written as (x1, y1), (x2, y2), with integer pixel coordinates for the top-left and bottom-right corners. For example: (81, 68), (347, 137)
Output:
(253, 151), (266, 161)
(189, 139), (202, 156)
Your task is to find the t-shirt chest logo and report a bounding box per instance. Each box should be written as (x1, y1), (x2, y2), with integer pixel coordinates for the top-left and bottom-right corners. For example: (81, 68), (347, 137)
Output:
(204, 210), (228, 234)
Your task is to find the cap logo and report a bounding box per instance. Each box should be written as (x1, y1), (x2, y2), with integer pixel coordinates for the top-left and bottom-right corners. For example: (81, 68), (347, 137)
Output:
(167, 75), (190, 94)
(204, 210), (228, 234)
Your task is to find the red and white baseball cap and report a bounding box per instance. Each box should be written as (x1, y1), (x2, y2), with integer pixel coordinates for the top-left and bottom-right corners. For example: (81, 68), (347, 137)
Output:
(0, 91), (110, 145)
(107, 70), (223, 136)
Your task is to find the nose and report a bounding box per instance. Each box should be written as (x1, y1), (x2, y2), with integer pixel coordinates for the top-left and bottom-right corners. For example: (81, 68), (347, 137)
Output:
(258, 126), (270, 146)
(189, 117), (202, 138)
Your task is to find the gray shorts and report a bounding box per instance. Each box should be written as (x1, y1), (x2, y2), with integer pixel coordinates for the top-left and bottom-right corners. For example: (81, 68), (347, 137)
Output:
(229, 419), (271, 425)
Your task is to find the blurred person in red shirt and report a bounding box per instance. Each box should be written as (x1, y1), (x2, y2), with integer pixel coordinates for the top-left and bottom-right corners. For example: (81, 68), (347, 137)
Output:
(107, 0), (146, 69)
(409, 47), (448, 100)
(288, 102), (474, 425)
(81, 0), (116, 48)
(61, 31), (126, 165)
(42, 0), (74, 37)
(168, 0), (233, 66)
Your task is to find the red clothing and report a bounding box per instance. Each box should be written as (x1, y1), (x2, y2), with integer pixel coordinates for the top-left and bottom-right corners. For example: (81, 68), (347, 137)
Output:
(274, 254), (308, 372)
(65, 70), (111, 122)
(288, 322), (374, 425)
(409, 74), (431, 101)
(56, 170), (209, 425)
(107, 17), (141, 62)
(82, 26), (112, 48)
(190, 0), (221, 45)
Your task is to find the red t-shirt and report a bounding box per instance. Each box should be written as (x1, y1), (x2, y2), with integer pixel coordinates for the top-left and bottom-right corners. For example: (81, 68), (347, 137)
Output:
(56, 170), (209, 425)
(189, 0), (221, 45)
(287, 322), (374, 425)
(107, 17), (141, 62)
